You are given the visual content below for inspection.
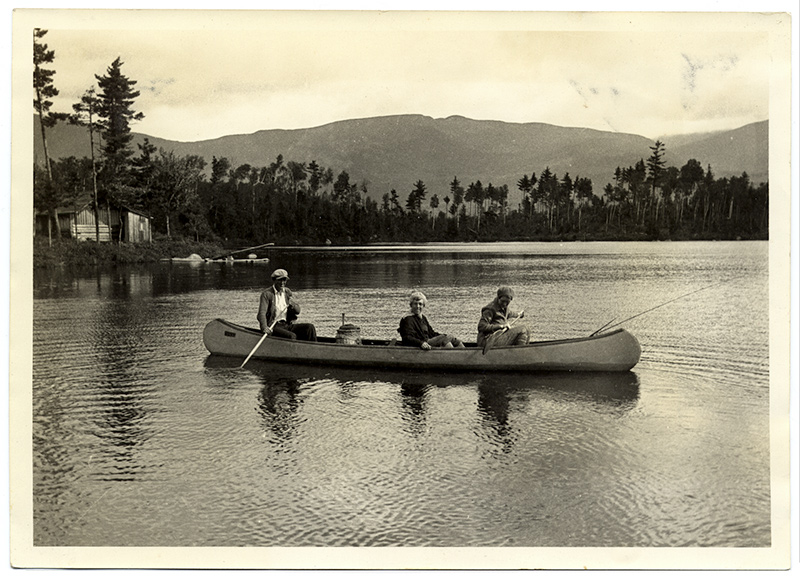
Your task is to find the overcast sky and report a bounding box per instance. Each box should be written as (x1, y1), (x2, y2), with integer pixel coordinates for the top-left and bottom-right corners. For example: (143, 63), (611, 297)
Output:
(24, 10), (779, 143)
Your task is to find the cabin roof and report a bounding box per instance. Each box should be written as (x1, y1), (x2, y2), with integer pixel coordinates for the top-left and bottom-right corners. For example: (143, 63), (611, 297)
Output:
(38, 193), (152, 219)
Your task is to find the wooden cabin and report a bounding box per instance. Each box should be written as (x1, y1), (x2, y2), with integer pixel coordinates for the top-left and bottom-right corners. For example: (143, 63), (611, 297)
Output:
(36, 194), (152, 243)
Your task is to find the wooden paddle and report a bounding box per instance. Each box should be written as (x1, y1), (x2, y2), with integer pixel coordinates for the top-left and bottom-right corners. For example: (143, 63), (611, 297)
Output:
(482, 309), (524, 355)
(240, 306), (286, 368)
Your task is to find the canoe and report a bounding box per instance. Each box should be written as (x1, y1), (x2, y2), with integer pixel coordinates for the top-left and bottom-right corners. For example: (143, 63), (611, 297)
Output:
(203, 318), (641, 372)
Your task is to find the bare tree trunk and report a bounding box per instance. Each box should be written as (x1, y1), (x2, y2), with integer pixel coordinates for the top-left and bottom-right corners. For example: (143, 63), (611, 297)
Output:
(37, 109), (55, 247)
(106, 205), (112, 242)
(89, 124), (99, 242)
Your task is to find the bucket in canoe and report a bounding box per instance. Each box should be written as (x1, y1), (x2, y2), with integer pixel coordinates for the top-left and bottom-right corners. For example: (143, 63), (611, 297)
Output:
(336, 324), (362, 345)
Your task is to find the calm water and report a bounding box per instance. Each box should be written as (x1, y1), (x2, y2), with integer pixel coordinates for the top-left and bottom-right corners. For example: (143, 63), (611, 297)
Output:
(32, 241), (770, 548)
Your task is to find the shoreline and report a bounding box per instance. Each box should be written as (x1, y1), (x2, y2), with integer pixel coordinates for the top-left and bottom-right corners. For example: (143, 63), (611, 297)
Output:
(32, 234), (768, 268)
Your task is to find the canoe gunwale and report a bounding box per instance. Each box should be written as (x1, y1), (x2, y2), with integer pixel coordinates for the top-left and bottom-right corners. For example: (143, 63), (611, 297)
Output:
(210, 317), (631, 350)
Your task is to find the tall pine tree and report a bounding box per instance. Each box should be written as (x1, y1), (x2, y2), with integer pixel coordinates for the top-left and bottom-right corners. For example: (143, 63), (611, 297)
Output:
(95, 57), (144, 204)
(647, 140), (666, 197)
(33, 28), (68, 244)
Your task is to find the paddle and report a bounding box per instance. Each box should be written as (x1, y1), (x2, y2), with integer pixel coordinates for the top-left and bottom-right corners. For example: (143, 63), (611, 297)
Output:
(482, 309), (524, 355)
(240, 306), (286, 368)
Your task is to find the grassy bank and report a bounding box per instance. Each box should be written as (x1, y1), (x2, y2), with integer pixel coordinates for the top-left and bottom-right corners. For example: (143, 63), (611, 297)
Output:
(34, 235), (225, 268)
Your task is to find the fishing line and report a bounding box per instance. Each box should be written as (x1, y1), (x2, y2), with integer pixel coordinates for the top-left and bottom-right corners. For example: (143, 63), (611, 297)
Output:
(590, 281), (725, 336)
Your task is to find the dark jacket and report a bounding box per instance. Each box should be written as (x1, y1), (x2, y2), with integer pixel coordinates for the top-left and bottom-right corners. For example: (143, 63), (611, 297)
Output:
(476, 299), (522, 346)
(257, 286), (300, 332)
(398, 313), (440, 347)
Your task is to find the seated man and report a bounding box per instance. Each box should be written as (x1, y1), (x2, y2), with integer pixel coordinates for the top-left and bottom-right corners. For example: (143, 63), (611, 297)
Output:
(477, 286), (529, 348)
(398, 291), (465, 349)
(257, 268), (317, 341)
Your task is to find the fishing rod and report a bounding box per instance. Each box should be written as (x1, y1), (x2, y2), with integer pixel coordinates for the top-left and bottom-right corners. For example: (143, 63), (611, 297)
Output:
(590, 281), (724, 336)
(589, 317), (617, 337)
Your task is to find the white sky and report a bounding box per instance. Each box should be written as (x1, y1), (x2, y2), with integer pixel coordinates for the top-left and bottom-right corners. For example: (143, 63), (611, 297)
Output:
(21, 9), (779, 143)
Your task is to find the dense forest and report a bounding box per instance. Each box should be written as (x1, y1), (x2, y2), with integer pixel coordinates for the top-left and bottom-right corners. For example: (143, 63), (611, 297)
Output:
(33, 30), (769, 248)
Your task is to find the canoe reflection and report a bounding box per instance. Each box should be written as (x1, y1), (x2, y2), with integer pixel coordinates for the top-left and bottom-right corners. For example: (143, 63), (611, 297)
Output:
(204, 356), (639, 412)
(204, 356), (640, 458)
(204, 355), (639, 403)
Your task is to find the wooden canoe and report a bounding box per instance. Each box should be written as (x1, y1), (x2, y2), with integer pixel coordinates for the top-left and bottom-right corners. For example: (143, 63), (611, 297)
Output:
(203, 318), (641, 372)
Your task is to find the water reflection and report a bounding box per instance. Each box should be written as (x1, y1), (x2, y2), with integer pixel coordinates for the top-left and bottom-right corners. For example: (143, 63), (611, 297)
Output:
(256, 378), (303, 443)
(399, 382), (431, 439)
(475, 372), (640, 456)
(34, 265), (155, 300)
(483, 371), (642, 410)
(477, 380), (514, 453)
(204, 356), (639, 447)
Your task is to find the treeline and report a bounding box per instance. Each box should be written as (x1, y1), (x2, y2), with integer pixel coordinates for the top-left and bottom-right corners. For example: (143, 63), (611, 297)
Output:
(38, 146), (769, 244)
(33, 30), (768, 246)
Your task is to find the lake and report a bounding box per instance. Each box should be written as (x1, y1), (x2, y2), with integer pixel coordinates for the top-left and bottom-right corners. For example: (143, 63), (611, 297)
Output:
(30, 241), (771, 554)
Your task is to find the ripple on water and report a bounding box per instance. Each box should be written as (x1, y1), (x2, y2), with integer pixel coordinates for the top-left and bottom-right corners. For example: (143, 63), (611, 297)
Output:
(31, 244), (772, 548)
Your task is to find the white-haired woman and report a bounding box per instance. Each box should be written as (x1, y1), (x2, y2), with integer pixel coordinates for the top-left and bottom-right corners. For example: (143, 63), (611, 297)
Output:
(398, 291), (465, 350)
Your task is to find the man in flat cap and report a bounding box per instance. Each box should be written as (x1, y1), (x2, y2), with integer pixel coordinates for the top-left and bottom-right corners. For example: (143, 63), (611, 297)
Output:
(257, 268), (317, 341)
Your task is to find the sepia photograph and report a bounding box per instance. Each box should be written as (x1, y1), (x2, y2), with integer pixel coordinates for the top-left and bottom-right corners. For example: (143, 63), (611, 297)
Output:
(8, 4), (796, 571)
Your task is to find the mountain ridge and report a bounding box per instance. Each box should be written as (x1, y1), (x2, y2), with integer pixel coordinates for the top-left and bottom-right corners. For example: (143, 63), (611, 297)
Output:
(34, 114), (768, 206)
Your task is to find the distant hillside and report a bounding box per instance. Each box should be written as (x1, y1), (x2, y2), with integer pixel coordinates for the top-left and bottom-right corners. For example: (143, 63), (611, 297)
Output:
(34, 114), (768, 205)
(665, 122), (768, 185)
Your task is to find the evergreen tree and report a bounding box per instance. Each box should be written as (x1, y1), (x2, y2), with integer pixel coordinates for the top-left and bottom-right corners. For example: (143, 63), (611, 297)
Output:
(33, 29), (66, 182)
(33, 28), (68, 244)
(333, 170), (352, 203)
(95, 57), (144, 199)
(390, 189), (403, 214)
(406, 180), (427, 213)
(677, 158), (704, 227)
(466, 181), (485, 232)
(287, 160), (307, 204)
(307, 160), (322, 194)
(646, 140), (667, 193)
(130, 138), (159, 217)
(646, 141), (667, 226)
(574, 176), (594, 231)
(449, 176), (465, 231)
(517, 174), (533, 217)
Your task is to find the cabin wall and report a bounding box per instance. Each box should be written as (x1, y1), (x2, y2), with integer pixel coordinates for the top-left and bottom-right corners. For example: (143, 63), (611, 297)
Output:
(71, 207), (114, 242)
(37, 205), (151, 243)
(123, 212), (152, 244)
